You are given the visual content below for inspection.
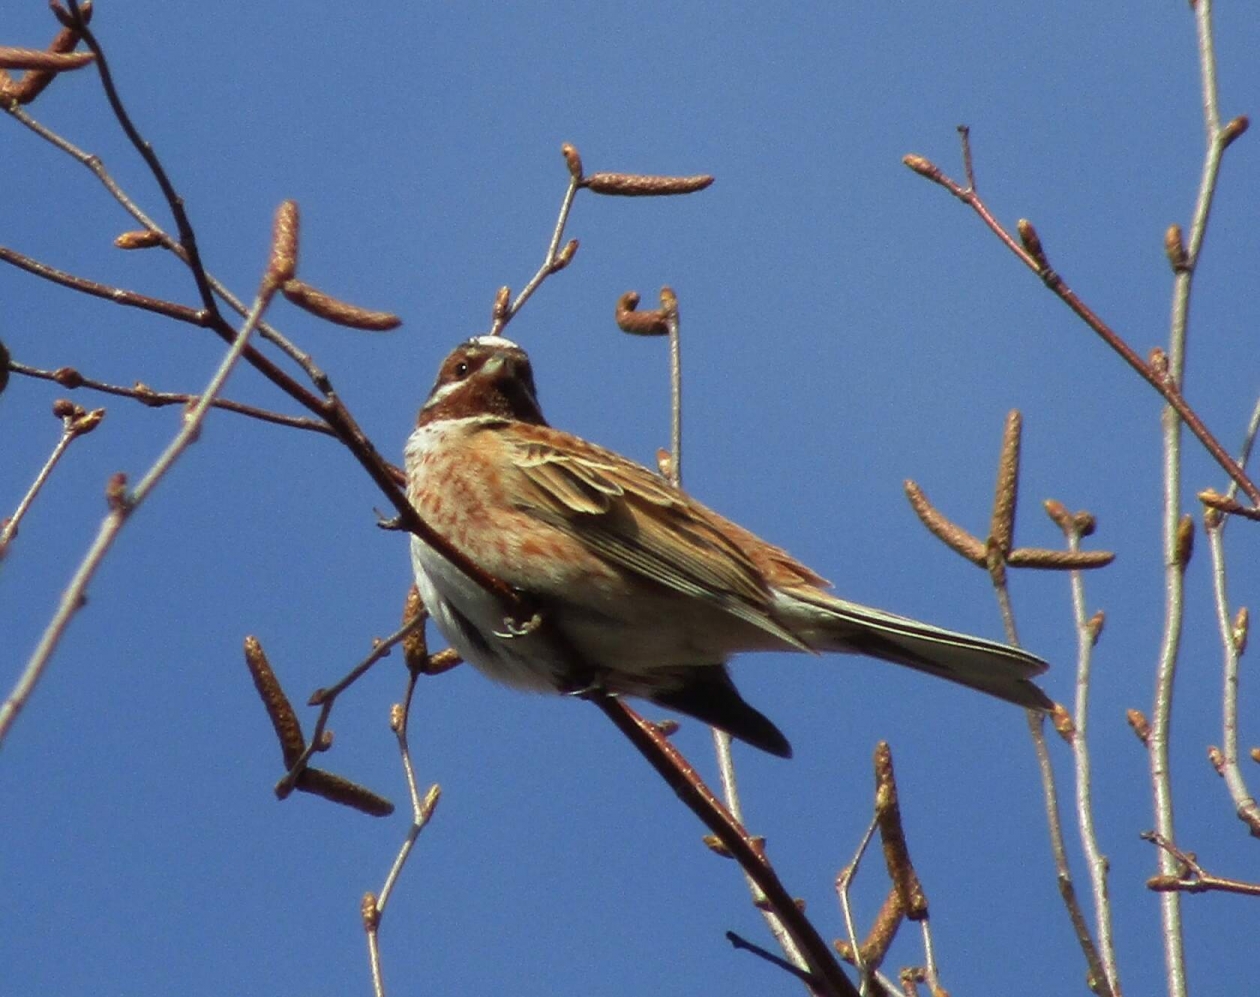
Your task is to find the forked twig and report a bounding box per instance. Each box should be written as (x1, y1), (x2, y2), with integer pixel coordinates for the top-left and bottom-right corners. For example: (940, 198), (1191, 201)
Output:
(906, 413), (1116, 997)
(363, 665), (442, 997)
(903, 137), (1257, 510)
(1142, 832), (1260, 898)
(1, 269), (274, 743)
(0, 401), (104, 560)
(8, 360), (334, 435)
(1202, 508), (1260, 837)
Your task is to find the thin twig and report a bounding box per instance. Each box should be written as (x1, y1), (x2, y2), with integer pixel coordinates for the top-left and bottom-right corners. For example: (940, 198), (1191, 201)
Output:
(490, 148), (582, 337)
(1142, 832), (1260, 897)
(656, 287), (806, 980)
(1059, 517), (1122, 993)
(12, 16), (534, 626)
(0, 283), (272, 743)
(662, 287), (682, 489)
(1148, 1), (1242, 988)
(1203, 510), (1260, 836)
(274, 618), (424, 797)
(596, 696), (858, 997)
(726, 932), (817, 985)
(907, 413), (1114, 995)
(8, 360), (334, 435)
(1026, 711), (1114, 996)
(363, 664), (443, 997)
(835, 816), (880, 982)
(903, 144), (1258, 507)
(1218, 394), (1260, 507)
(0, 244), (206, 324)
(2, 101), (327, 382)
(0, 406), (102, 559)
(63, 0), (218, 318)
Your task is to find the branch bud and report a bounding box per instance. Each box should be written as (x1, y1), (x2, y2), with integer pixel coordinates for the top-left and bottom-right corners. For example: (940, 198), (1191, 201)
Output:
(52, 366), (84, 388)
(492, 285), (511, 323)
(361, 893), (380, 930)
(561, 142), (584, 180)
(114, 229), (163, 250)
(1017, 218), (1049, 270)
(70, 407), (105, 436)
(105, 471), (130, 512)
(1233, 607), (1249, 656)
(1164, 224), (1189, 273)
(1221, 114), (1249, 149)
(1174, 513), (1194, 571)
(1051, 703), (1075, 743)
(1126, 708), (1150, 746)
(901, 154), (942, 183)
(1043, 498), (1072, 532)
(655, 447), (673, 480)
(1086, 610), (1105, 646)
(549, 238), (578, 273)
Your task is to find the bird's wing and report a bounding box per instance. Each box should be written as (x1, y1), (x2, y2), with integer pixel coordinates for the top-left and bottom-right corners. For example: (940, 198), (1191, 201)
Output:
(506, 431), (810, 650)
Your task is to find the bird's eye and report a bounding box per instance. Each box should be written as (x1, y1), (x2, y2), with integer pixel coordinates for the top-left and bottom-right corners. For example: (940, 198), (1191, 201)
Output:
(453, 361), (470, 378)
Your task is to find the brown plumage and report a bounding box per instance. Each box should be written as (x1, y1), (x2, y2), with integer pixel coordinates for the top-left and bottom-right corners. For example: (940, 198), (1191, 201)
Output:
(405, 336), (1052, 757)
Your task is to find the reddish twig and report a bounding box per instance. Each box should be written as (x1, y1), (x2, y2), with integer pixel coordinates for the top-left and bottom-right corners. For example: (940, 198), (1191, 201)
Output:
(595, 696), (859, 997)
(903, 146), (1259, 508)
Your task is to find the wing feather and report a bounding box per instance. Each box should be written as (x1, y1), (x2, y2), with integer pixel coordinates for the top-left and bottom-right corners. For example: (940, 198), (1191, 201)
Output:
(509, 437), (809, 650)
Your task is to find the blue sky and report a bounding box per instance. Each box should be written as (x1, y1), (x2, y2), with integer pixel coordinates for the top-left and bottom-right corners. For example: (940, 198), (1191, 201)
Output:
(4, 2), (1259, 994)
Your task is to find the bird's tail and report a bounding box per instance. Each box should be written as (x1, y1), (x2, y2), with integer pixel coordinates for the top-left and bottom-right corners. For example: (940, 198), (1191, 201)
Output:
(782, 589), (1054, 711)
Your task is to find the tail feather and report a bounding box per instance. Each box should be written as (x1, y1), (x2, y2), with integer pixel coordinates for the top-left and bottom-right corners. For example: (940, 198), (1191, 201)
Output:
(650, 665), (794, 758)
(784, 589), (1053, 711)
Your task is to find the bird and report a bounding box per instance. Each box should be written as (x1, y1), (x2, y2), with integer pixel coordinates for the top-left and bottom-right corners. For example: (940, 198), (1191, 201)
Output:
(404, 335), (1052, 758)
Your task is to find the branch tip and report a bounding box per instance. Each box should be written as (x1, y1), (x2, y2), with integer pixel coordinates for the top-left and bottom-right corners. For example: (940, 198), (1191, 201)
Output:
(1174, 513), (1194, 571)
(104, 471), (130, 512)
(114, 229), (163, 250)
(1232, 607), (1248, 656)
(902, 153), (942, 184)
(1220, 114), (1249, 149)
(1051, 703), (1076, 743)
(549, 238), (578, 273)
(1086, 610), (1105, 646)
(492, 285), (511, 323)
(561, 142), (584, 180)
(1164, 224), (1190, 273)
(1017, 218), (1049, 269)
(1126, 708), (1151, 746)
(361, 892), (380, 930)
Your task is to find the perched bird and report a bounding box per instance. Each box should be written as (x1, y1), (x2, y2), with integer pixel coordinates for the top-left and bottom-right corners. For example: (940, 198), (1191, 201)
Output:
(405, 335), (1052, 757)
